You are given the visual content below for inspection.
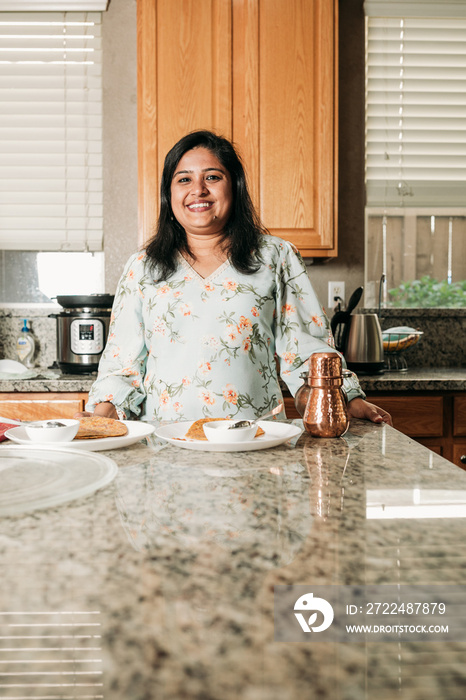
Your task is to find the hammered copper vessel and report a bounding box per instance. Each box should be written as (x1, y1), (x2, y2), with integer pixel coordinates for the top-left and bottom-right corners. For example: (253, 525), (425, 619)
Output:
(302, 353), (349, 438)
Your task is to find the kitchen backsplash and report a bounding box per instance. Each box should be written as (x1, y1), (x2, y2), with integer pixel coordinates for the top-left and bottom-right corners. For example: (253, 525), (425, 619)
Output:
(0, 306), (59, 369)
(0, 305), (465, 370)
(362, 307), (466, 368)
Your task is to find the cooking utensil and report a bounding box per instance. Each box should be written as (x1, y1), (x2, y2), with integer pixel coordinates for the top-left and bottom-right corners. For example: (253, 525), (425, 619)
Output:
(346, 286), (364, 315)
(55, 294), (115, 309)
(227, 402), (284, 430)
(330, 286), (363, 352)
(49, 294), (114, 374)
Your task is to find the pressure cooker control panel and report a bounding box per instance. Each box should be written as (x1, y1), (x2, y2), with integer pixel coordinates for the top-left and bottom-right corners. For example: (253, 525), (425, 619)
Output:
(70, 319), (105, 355)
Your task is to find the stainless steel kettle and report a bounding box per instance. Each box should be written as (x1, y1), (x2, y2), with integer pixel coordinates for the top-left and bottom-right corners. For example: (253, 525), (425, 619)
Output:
(330, 287), (384, 374)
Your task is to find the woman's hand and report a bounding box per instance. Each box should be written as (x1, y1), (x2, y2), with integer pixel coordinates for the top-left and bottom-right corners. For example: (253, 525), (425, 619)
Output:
(347, 397), (393, 426)
(73, 401), (119, 420)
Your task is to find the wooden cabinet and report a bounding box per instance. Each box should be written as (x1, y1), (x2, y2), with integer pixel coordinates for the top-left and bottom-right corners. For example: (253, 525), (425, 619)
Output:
(362, 396), (444, 438)
(366, 393), (466, 470)
(453, 444), (466, 468)
(0, 393), (88, 422)
(454, 396), (466, 437)
(137, 0), (338, 257)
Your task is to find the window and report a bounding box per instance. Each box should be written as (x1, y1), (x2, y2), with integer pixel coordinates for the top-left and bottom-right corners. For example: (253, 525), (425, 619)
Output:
(0, 11), (102, 253)
(364, 1), (466, 307)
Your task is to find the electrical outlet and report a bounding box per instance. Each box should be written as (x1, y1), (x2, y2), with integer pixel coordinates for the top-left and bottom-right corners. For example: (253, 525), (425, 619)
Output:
(328, 281), (345, 310)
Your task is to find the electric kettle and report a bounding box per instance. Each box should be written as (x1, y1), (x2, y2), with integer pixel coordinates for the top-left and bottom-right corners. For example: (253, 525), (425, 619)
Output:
(330, 287), (385, 374)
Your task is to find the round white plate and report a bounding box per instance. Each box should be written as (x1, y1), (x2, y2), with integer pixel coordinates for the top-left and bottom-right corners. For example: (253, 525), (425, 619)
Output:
(0, 445), (118, 516)
(154, 420), (303, 452)
(0, 359), (30, 375)
(4, 420), (155, 452)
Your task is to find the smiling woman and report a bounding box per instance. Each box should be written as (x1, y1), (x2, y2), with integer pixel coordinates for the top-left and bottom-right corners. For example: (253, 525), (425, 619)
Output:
(169, 147), (233, 278)
(79, 130), (390, 427)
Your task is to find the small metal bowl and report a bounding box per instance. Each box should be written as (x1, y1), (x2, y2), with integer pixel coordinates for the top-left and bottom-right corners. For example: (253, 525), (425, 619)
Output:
(24, 419), (80, 443)
(203, 420), (257, 443)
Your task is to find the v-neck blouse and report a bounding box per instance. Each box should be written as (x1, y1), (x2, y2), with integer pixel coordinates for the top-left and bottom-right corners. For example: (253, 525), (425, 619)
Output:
(86, 236), (364, 421)
(177, 253), (231, 283)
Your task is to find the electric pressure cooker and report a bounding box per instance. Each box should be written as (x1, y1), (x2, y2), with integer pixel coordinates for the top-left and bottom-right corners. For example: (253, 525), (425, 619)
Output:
(49, 294), (114, 374)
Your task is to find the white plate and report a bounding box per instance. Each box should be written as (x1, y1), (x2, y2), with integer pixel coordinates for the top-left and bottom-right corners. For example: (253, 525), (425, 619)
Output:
(154, 420), (303, 452)
(4, 420), (155, 452)
(0, 359), (30, 375)
(0, 445), (118, 516)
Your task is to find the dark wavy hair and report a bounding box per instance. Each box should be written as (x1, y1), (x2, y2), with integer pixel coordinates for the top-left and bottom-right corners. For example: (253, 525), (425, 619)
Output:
(145, 130), (267, 281)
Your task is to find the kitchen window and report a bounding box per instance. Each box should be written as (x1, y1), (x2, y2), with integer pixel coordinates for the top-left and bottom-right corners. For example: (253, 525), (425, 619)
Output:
(0, 10), (103, 303)
(364, 1), (466, 307)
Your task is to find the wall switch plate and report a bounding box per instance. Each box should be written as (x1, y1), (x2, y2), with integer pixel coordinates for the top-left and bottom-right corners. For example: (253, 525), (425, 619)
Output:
(328, 281), (345, 310)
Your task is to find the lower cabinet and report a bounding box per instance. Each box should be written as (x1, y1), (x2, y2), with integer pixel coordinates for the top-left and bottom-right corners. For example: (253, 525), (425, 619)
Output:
(0, 392), (89, 421)
(362, 392), (466, 470)
(284, 391), (466, 470)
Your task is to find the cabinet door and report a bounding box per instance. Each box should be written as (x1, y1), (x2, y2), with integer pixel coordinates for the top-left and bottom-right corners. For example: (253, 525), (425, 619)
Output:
(137, 0), (232, 240)
(367, 396), (444, 438)
(453, 444), (466, 470)
(454, 396), (466, 437)
(137, 0), (337, 257)
(284, 396), (300, 419)
(0, 393), (88, 421)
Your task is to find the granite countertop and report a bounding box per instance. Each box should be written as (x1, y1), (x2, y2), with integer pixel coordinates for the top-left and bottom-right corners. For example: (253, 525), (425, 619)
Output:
(2, 419), (466, 698)
(1, 366), (465, 395)
(358, 367), (466, 392)
(0, 369), (96, 393)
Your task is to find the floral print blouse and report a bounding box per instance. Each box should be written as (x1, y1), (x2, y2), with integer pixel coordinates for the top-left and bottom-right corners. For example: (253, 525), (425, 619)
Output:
(87, 236), (365, 421)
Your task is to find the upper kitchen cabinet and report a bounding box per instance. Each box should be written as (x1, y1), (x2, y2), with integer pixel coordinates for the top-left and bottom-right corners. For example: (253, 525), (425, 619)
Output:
(137, 0), (338, 257)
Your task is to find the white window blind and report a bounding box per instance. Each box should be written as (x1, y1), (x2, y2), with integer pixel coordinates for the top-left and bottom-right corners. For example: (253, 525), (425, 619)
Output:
(0, 11), (103, 251)
(365, 15), (466, 207)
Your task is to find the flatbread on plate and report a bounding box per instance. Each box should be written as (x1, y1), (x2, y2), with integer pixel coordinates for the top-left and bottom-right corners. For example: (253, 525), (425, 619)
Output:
(184, 417), (265, 441)
(74, 415), (128, 440)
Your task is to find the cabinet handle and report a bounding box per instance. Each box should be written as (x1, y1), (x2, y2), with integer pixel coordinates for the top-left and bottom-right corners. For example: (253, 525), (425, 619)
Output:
(461, 455), (466, 464)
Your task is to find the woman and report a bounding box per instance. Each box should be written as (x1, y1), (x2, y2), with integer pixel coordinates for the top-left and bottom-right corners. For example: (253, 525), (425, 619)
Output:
(81, 130), (391, 426)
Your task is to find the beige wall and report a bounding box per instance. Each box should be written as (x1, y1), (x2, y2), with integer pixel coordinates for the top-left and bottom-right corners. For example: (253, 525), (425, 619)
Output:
(310, 0), (365, 309)
(102, 0), (139, 294)
(102, 0), (366, 310)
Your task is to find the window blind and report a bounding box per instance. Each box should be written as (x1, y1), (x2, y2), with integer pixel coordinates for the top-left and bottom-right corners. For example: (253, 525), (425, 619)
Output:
(0, 11), (103, 251)
(365, 15), (466, 207)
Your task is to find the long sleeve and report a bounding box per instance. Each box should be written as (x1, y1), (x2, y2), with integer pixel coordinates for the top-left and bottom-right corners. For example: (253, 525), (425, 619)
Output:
(273, 241), (365, 403)
(86, 253), (148, 416)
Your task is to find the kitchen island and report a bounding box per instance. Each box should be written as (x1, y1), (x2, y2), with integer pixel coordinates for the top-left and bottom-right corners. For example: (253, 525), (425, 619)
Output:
(2, 419), (466, 699)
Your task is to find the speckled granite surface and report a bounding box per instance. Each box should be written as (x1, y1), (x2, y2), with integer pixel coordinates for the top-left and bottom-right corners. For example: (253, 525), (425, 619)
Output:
(358, 367), (466, 393)
(2, 419), (466, 698)
(0, 370), (95, 393)
(0, 368), (465, 397)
